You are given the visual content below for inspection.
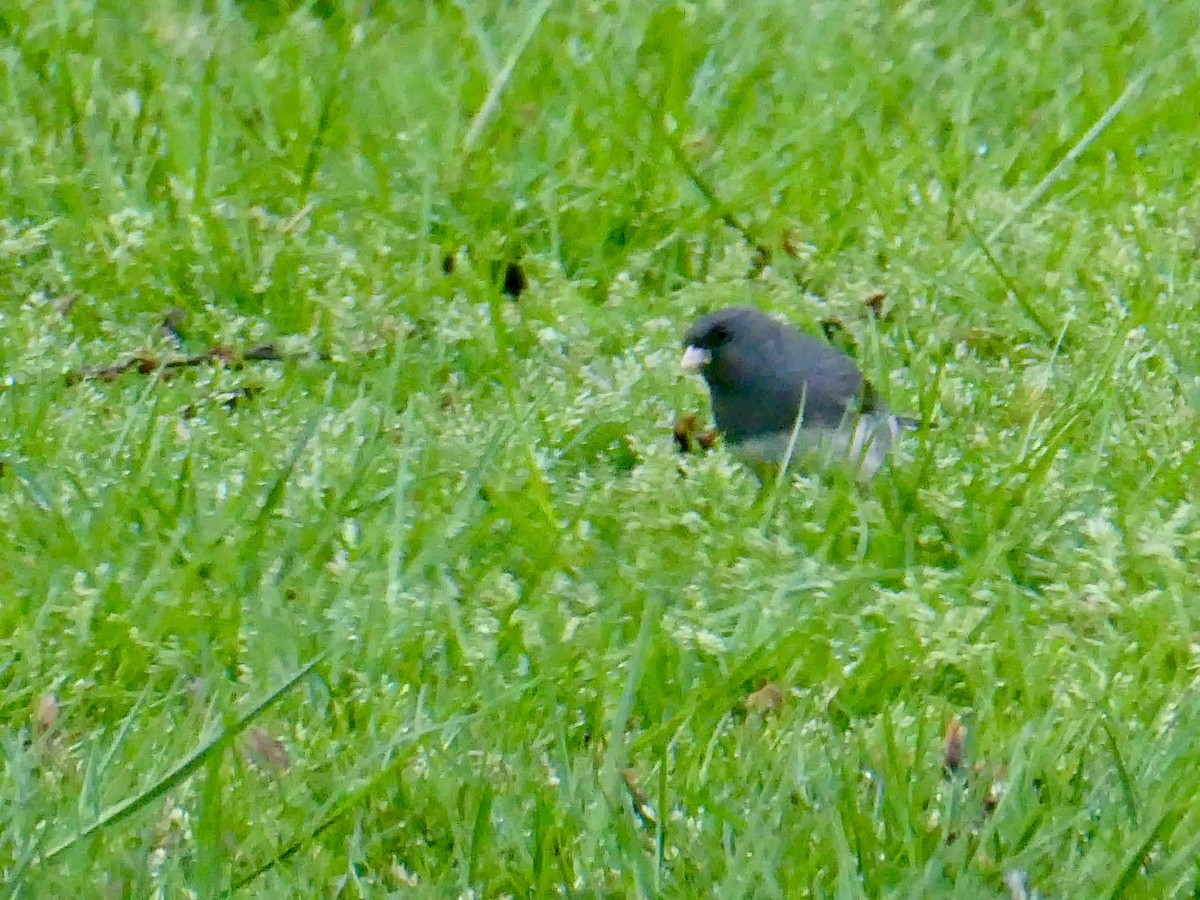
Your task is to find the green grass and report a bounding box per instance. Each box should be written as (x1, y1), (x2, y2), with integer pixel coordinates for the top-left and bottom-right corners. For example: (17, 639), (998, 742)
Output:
(1, 0), (1198, 895)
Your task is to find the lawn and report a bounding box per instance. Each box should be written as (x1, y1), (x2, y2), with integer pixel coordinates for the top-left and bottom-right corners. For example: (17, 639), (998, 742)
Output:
(1, 0), (1198, 895)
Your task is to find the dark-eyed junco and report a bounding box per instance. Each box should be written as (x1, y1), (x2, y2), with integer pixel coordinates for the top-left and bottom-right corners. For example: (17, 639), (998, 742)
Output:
(681, 306), (916, 480)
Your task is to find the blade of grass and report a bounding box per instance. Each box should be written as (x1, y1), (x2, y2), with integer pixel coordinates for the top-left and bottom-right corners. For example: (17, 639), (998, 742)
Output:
(633, 86), (772, 263)
(962, 215), (1054, 339)
(82, 680), (154, 819)
(39, 652), (326, 864)
(194, 49), (218, 204)
(223, 708), (477, 895)
(467, 782), (494, 886)
(3, 824), (47, 900)
(1102, 807), (1175, 900)
(1097, 710), (1140, 826)
(759, 384), (807, 526)
(460, 0), (554, 155)
(601, 588), (663, 791)
(298, 45), (348, 204)
(983, 69), (1151, 247)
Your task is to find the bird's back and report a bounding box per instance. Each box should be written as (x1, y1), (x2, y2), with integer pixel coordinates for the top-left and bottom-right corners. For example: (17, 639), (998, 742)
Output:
(714, 318), (866, 439)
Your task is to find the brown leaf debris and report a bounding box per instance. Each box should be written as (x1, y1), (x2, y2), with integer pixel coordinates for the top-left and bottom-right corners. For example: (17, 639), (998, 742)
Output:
(673, 412), (718, 454)
(35, 692), (60, 734)
(622, 768), (657, 828)
(863, 291), (887, 319)
(745, 681), (784, 715)
(943, 714), (965, 774)
(244, 726), (292, 775)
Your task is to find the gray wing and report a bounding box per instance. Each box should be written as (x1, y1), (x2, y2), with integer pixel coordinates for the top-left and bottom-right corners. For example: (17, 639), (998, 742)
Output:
(774, 329), (868, 426)
(713, 328), (867, 440)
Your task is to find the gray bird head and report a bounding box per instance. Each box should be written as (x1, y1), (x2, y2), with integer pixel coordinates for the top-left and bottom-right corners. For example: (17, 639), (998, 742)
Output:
(682, 307), (798, 390)
(681, 306), (912, 479)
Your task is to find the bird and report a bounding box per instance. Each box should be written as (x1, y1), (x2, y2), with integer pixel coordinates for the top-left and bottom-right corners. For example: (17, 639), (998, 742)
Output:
(681, 306), (916, 480)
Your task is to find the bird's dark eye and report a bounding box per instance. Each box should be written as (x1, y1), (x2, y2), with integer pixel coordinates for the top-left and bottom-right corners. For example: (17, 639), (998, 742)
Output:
(710, 324), (731, 346)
